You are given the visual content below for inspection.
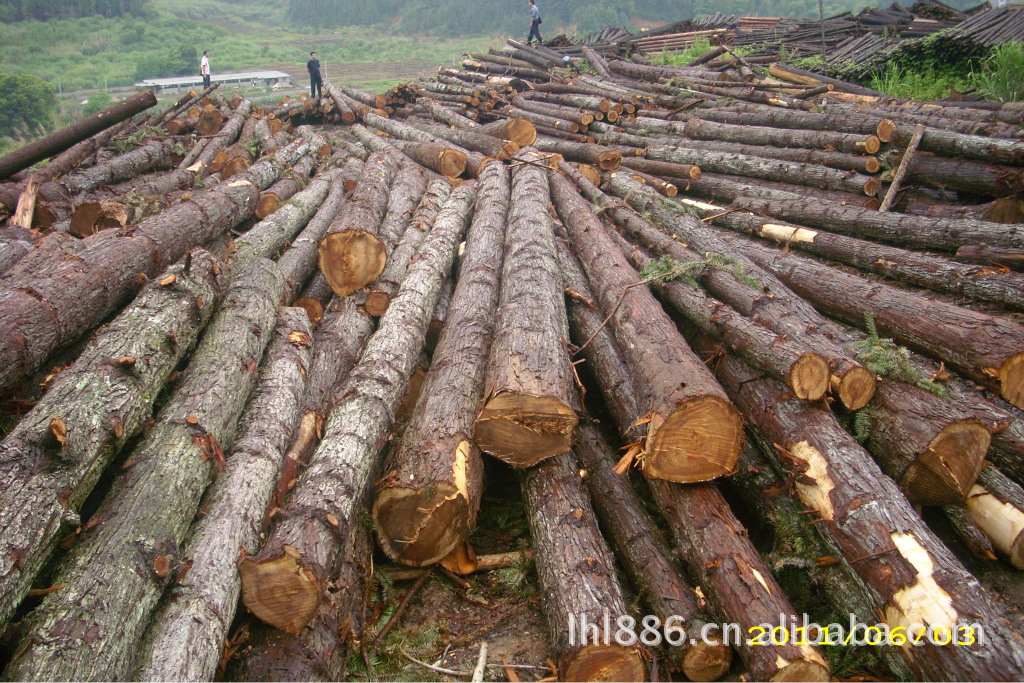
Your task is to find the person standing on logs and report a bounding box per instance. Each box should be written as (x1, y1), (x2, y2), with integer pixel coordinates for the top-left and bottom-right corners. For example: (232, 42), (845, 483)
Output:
(527, 0), (542, 45)
(307, 52), (323, 99)
(200, 51), (211, 89)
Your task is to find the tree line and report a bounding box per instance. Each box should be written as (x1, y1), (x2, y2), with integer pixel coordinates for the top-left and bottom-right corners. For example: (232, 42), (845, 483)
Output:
(0, 0), (144, 21)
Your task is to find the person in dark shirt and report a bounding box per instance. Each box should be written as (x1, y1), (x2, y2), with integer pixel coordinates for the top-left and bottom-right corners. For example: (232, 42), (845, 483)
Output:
(307, 52), (323, 99)
(527, 0), (542, 45)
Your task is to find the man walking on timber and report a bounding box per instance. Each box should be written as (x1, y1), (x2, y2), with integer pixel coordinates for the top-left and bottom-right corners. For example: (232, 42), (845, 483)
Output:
(307, 52), (323, 99)
(200, 51), (211, 89)
(527, 0), (542, 45)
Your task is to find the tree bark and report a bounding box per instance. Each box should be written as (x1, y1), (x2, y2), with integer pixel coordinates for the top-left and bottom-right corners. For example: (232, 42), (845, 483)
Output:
(888, 121), (1024, 165)
(0, 137), (308, 398)
(683, 116), (882, 155)
(967, 467), (1024, 570)
(196, 100), (254, 174)
(0, 89), (157, 180)
(474, 150), (577, 468)
(943, 503), (999, 561)
(533, 138), (621, 170)
(365, 178), (452, 317)
(277, 174), (350, 306)
(386, 139), (467, 178)
(550, 170), (743, 482)
(134, 308), (313, 681)
(414, 120), (521, 160)
(255, 154), (317, 219)
(712, 349), (1024, 680)
(317, 150), (399, 296)
(238, 183), (476, 635)
(522, 452), (647, 682)
(956, 244), (1024, 272)
(68, 167), (198, 237)
(473, 117), (538, 145)
(619, 156), (702, 181)
(374, 163), (508, 567)
(4, 258), (285, 681)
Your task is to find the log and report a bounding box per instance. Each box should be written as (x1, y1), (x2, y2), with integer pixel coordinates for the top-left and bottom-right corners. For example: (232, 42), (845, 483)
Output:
(0, 89), (157, 181)
(474, 117), (538, 146)
(580, 45), (612, 77)
(196, 103), (225, 137)
(365, 178), (452, 317)
(879, 124), (925, 212)
(576, 420), (732, 680)
(195, 100), (254, 174)
(238, 183), (476, 635)
(376, 161), (429, 248)
(373, 163), (508, 566)
(293, 274), (333, 327)
(0, 137), (309, 397)
(683, 116), (883, 155)
(712, 348), (1024, 680)
(68, 167), (198, 237)
(317, 150), (399, 296)
(255, 154), (317, 219)
(414, 121), (521, 160)
(899, 152), (1024, 199)
(955, 244), (1024, 272)
(277, 174), (350, 306)
(967, 467), (1024, 570)
(550, 170), (743, 482)
(386, 139), (467, 178)
(134, 308), (313, 681)
(473, 149), (577, 467)
(533, 138), (621, 170)
(4, 258), (285, 680)
(943, 503), (999, 561)
(620, 156), (702, 181)
(522, 452), (647, 682)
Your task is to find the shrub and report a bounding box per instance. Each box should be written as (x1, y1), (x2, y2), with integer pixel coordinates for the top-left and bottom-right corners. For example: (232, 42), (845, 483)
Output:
(975, 41), (1024, 102)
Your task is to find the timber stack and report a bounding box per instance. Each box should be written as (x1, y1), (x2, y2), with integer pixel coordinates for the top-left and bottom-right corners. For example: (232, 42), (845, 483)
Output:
(1, 11), (1024, 681)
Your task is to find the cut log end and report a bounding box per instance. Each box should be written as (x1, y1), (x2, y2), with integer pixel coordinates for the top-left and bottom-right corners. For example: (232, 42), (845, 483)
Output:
(681, 639), (733, 682)
(690, 165), (703, 180)
(238, 553), (320, 634)
(436, 150), (468, 179)
(318, 230), (388, 297)
(363, 289), (392, 318)
(598, 150), (622, 171)
(864, 157), (881, 174)
(473, 392), (579, 468)
(768, 658), (831, 682)
(373, 483), (470, 567)
(507, 118), (538, 146)
(789, 353), (831, 401)
(575, 163), (602, 187)
(1000, 353), (1024, 410)
(989, 198), (1024, 224)
(861, 136), (881, 155)
(563, 644), (647, 682)
(832, 366), (876, 411)
(294, 297), (324, 327)
(70, 201), (127, 237)
(255, 193), (281, 220)
(222, 157), (250, 180)
(862, 177), (879, 196)
(900, 419), (990, 505)
(496, 141), (522, 161)
(875, 119), (896, 143)
(643, 396), (744, 483)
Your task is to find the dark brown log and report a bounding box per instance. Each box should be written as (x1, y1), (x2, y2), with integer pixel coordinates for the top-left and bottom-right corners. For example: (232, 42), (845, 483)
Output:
(888, 121), (1024, 165)
(0, 89), (157, 181)
(533, 138), (621, 170)
(620, 156), (702, 181)
(956, 244), (1024, 272)
(576, 420), (732, 681)
(238, 183), (476, 635)
(196, 104), (225, 137)
(473, 117), (538, 146)
(414, 120), (520, 160)
(365, 178), (452, 317)
(474, 150), (577, 467)
(68, 167), (197, 237)
(943, 503), (999, 561)
(522, 452), (647, 682)
(712, 349), (1024, 680)
(550, 170), (743, 482)
(135, 308), (313, 681)
(373, 163), (507, 566)
(968, 467), (1024, 570)
(277, 175), (350, 306)
(684, 116), (882, 155)
(294, 274), (333, 327)
(0, 137), (310, 395)
(386, 139), (467, 178)
(195, 100), (254, 174)
(254, 155), (316, 219)
(4, 257), (284, 680)
(317, 150), (399, 296)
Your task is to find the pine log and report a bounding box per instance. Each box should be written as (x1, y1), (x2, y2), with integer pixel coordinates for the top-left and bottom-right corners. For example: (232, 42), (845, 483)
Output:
(533, 137), (621, 170)
(196, 103), (225, 137)
(550, 170), (742, 482)
(712, 349), (1024, 680)
(293, 274), (333, 327)
(238, 183), (476, 635)
(376, 161), (429, 248)
(426, 275), (453, 354)
(510, 95), (595, 126)
(68, 167), (198, 237)
(4, 258), (284, 680)
(577, 420), (732, 681)
(418, 97), (480, 129)
(255, 155), (317, 219)
(414, 120), (521, 160)
(277, 175), (350, 306)
(625, 167), (677, 196)
(506, 105), (583, 134)
(134, 308), (313, 681)
(580, 45), (612, 77)
(967, 467), (1024, 570)
(374, 163), (507, 566)
(956, 244), (1024, 272)
(474, 117), (538, 146)
(620, 156), (702, 181)
(387, 139), (467, 178)
(0, 236), (32, 276)
(943, 503), (999, 561)
(196, 100), (254, 173)
(888, 122), (1024, 165)
(0, 137), (308, 397)
(317, 150), (399, 296)
(365, 178), (452, 317)
(684, 106), (892, 141)
(522, 452), (647, 682)
(473, 150), (577, 468)
(601, 173), (876, 410)
(683, 116), (882, 154)
(0, 89), (157, 181)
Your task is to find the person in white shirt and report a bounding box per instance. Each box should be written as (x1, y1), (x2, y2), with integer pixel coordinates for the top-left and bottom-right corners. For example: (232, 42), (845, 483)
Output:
(201, 51), (211, 89)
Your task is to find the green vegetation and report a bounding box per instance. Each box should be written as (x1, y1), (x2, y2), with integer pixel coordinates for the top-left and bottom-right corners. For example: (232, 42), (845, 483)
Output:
(848, 312), (946, 398)
(0, 0), (144, 22)
(82, 90), (113, 116)
(652, 37), (714, 66)
(0, 73), (57, 138)
(867, 60), (974, 102)
(974, 41), (1024, 102)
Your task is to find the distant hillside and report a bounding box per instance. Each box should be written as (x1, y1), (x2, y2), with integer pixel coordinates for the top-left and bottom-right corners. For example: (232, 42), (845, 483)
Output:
(0, 0), (144, 21)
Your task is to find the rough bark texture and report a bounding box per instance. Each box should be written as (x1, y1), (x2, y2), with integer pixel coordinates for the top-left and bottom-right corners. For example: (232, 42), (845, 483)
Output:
(522, 452), (647, 682)
(474, 149), (578, 468)
(238, 183), (476, 635)
(317, 150), (399, 296)
(277, 174), (350, 306)
(533, 137), (622, 170)
(387, 139), (467, 178)
(683, 116), (882, 154)
(255, 154), (317, 219)
(68, 167), (198, 237)
(551, 169), (743, 482)
(4, 258), (284, 681)
(374, 162), (508, 567)
(0, 137), (308, 395)
(196, 101), (254, 173)
(134, 308), (313, 681)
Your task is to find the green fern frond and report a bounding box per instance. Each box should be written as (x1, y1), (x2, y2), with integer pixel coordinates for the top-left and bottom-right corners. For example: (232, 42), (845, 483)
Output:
(852, 409), (872, 443)
(849, 313), (946, 397)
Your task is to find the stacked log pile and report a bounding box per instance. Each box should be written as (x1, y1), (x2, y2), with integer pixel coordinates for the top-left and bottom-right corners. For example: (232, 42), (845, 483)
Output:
(1, 23), (1024, 683)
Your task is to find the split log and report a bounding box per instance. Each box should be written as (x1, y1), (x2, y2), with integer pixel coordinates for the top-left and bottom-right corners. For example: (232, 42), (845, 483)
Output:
(576, 420), (732, 681)
(473, 150), (577, 467)
(533, 138), (621, 170)
(0, 89), (157, 181)
(365, 178), (452, 317)
(522, 452), (647, 682)
(277, 174), (350, 306)
(238, 183), (476, 635)
(386, 139), (467, 179)
(550, 169), (742, 482)
(712, 349), (1024, 680)
(317, 150), (399, 296)
(134, 308), (313, 681)
(967, 467), (1024, 570)
(0, 137), (309, 397)
(373, 163), (508, 566)
(4, 258), (285, 681)
(255, 154), (317, 219)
